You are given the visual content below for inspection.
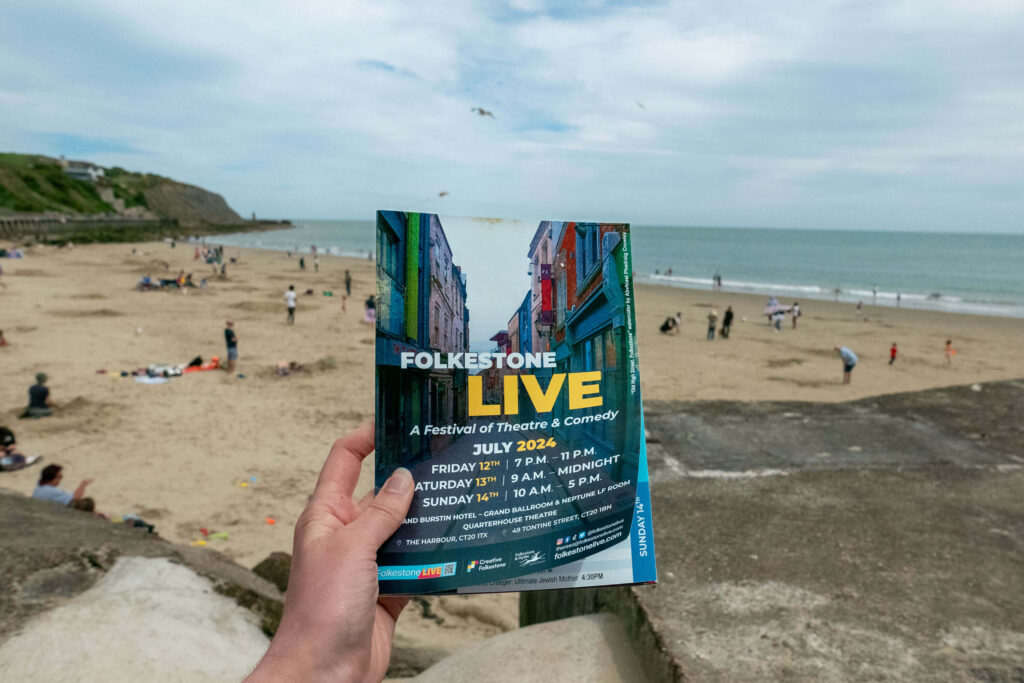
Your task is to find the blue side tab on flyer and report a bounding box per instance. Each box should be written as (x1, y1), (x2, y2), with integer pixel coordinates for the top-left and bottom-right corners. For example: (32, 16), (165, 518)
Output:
(374, 211), (657, 595)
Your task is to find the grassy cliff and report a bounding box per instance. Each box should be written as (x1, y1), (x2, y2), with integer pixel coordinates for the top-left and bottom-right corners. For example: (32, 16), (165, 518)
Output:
(0, 153), (243, 226)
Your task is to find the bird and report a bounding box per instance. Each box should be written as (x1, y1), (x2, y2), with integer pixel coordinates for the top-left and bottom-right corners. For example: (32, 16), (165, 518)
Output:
(471, 107), (495, 119)
(635, 100), (646, 110)
(438, 191), (449, 198)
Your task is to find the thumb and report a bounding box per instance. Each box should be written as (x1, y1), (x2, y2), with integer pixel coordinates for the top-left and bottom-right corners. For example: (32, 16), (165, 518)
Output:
(353, 468), (414, 546)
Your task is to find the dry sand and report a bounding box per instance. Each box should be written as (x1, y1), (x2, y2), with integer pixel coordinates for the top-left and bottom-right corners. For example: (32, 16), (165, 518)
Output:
(1, 240), (1022, 667)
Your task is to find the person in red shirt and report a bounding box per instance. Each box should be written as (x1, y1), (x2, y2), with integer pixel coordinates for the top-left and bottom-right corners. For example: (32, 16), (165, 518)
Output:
(889, 342), (898, 366)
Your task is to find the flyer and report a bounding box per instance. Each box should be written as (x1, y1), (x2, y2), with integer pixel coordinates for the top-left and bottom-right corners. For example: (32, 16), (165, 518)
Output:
(374, 211), (656, 595)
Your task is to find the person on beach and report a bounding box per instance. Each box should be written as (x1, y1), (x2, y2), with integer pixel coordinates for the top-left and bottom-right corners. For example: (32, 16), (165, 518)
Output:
(32, 464), (96, 512)
(772, 310), (784, 331)
(299, 257), (306, 271)
(706, 310), (718, 340)
(243, 424), (414, 683)
(363, 295), (377, 325)
(1, 426), (41, 472)
(897, 291), (902, 307)
(890, 342), (898, 366)
(286, 285), (297, 325)
(314, 255), (320, 273)
(792, 302), (801, 329)
(0, 329), (7, 347)
(21, 373), (56, 419)
(856, 301), (863, 316)
(721, 306), (734, 339)
(835, 345), (858, 385)
(225, 320), (238, 372)
(872, 286), (878, 305)
(344, 270), (352, 296)
(660, 312), (682, 335)
(945, 339), (955, 366)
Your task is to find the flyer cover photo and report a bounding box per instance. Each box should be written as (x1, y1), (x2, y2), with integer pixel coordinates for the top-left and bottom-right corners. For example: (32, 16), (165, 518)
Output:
(374, 211), (656, 594)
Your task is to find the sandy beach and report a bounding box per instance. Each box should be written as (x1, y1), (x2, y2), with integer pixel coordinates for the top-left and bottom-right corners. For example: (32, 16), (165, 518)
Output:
(2, 240), (1023, 666)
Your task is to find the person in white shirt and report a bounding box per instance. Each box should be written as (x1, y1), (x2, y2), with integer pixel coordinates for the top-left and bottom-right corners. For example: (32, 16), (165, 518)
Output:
(285, 285), (297, 325)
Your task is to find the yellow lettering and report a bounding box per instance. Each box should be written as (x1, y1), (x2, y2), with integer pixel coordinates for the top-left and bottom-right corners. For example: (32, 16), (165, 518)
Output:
(503, 374), (519, 415)
(520, 374), (565, 413)
(468, 375), (500, 417)
(568, 371), (603, 409)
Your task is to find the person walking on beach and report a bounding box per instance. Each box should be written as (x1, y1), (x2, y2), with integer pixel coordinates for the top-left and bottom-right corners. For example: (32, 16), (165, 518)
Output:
(706, 310), (718, 341)
(285, 285), (297, 325)
(889, 342), (898, 366)
(225, 320), (238, 372)
(897, 291), (902, 307)
(792, 302), (801, 329)
(721, 306), (734, 339)
(344, 270), (352, 296)
(944, 339), (954, 366)
(835, 345), (858, 385)
(314, 255), (320, 273)
(872, 286), (878, 305)
(299, 256), (306, 271)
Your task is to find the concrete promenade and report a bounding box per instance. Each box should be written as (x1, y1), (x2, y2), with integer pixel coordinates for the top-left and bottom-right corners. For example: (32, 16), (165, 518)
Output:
(522, 380), (1024, 681)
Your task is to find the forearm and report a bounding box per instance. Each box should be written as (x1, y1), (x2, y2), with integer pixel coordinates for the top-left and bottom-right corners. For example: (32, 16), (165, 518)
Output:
(72, 482), (89, 500)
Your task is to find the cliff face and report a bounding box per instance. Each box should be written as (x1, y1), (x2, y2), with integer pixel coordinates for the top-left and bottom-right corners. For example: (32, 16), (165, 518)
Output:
(142, 180), (243, 227)
(0, 153), (244, 227)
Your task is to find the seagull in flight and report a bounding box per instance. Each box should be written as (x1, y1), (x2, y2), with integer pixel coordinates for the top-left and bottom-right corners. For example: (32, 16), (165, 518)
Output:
(635, 100), (646, 110)
(471, 107), (495, 119)
(438, 191), (449, 198)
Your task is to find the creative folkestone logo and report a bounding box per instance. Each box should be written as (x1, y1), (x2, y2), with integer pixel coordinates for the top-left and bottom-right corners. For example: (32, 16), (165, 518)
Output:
(466, 560), (478, 572)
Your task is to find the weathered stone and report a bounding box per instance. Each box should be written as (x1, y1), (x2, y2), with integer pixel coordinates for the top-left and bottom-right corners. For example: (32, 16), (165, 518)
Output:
(0, 491), (283, 641)
(252, 551), (291, 593)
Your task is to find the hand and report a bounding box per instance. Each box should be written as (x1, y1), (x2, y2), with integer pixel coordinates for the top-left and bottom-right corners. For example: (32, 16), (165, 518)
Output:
(81, 478), (94, 487)
(246, 422), (414, 683)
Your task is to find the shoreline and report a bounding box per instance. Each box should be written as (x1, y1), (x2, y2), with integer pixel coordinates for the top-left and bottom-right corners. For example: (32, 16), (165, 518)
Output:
(200, 225), (1024, 321)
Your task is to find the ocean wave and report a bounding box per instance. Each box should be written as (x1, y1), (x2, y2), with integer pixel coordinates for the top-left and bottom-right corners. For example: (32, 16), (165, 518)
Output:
(641, 274), (1022, 318)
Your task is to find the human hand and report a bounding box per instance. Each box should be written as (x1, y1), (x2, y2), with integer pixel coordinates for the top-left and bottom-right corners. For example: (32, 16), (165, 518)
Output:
(81, 478), (94, 487)
(246, 422), (414, 683)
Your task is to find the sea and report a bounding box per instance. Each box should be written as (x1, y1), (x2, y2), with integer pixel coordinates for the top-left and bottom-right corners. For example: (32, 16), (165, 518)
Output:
(212, 220), (1024, 319)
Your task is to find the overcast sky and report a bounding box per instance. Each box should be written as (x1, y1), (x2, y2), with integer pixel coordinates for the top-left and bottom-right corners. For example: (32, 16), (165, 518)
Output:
(2, 0), (1022, 232)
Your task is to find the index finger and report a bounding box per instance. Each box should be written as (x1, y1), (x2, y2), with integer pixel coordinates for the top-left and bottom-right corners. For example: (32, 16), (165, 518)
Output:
(311, 420), (375, 504)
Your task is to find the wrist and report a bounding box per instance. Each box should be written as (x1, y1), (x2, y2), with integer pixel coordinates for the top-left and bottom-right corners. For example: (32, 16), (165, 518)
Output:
(248, 621), (363, 683)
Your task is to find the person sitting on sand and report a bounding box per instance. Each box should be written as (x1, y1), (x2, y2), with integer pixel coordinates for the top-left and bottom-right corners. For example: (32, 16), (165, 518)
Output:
(21, 372), (56, 419)
(835, 345), (858, 385)
(0, 426), (42, 472)
(659, 313), (682, 335)
(32, 464), (96, 512)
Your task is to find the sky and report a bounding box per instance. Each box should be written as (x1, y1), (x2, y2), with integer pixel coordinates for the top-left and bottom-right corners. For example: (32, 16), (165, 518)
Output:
(1, 0), (1022, 232)
(438, 215), (542, 352)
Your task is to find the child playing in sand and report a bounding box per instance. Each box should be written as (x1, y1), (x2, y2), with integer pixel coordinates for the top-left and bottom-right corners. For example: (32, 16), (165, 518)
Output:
(890, 342), (898, 365)
(706, 310), (718, 340)
(0, 426), (41, 472)
(945, 339), (955, 366)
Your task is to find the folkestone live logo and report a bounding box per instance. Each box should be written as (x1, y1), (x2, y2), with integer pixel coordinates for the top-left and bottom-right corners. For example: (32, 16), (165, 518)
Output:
(378, 562), (457, 580)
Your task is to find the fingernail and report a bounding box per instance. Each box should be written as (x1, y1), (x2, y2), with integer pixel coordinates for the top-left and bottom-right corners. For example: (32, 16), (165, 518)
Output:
(384, 467), (413, 493)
